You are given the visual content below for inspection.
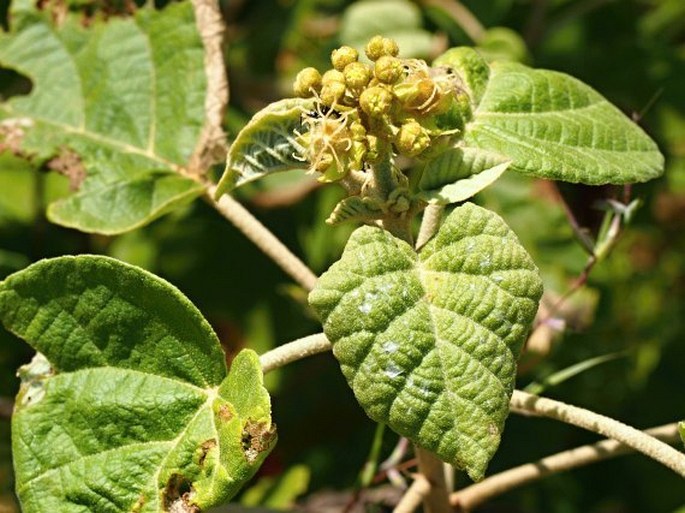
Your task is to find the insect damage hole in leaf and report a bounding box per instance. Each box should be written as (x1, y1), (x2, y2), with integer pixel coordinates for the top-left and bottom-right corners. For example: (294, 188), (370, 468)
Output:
(309, 202), (543, 480)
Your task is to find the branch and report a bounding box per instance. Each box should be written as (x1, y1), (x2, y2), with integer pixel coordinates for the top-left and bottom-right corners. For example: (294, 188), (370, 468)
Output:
(260, 332), (331, 373)
(451, 423), (681, 510)
(189, 0), (230, 175)
(394, 474), (431, 513)
(207, 184), (318, 291)
(510, 390), (685, 478)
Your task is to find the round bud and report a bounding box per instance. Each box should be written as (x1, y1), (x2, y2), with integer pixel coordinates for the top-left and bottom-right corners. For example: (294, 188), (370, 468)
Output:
(321, 69), (345, 86)
(331, 45), (359, 71)
(343, 62), (372, 93)
(374, 55), (403, 84)
(396, 119), (430, 157)
(320, 81), (346, 106)
(359, 86), (394, 117)
(293, 67), (322, 97)
(365, 35), (400, 61)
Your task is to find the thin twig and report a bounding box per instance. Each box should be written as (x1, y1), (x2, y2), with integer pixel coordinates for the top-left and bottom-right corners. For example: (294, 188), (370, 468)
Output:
(207, 184), (318, 291)
(394, 474), (431, 513)
(510, 391), (685, 477)
(420, 0), (486, 43)
(189, 0), (230, 176)
(451, 423), (680, 510)
(260, 333), (331, 373)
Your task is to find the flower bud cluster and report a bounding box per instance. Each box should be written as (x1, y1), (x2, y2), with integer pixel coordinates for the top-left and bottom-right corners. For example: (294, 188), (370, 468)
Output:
(293, 36), (470, 182)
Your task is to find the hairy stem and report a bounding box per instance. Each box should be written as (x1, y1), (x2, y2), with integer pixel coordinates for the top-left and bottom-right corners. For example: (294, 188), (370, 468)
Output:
(258, 335), (685, 479)
(510, 391), (685, 477)
(450, 423), (681, 510)
(207, 184), (318, 291)
(414, 448), (452, 513)
(394, 474), (431, 513)
(260, 333), (331, 373)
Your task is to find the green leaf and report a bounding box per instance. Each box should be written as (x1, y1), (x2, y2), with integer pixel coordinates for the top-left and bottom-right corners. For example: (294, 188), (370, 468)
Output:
(0, 2), (207, 234)
(240, 464), (310, 509)
(340, 0), (435, 59)
(679, 422), (685, 449)
(461, 61), (664, 184)
(417, 147), (510, 204)
(215, 98), (312, 197)
(0, 256), (275, 512)
(309, 203), (542, 480)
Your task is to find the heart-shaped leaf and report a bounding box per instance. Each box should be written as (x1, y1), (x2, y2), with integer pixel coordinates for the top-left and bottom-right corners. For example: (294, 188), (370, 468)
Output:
(215, 98), (312, 197)
(461, 61), (663, 184)
(0, 256), (275, 512)
(0, 2), (207, 234)
(309, 203), (542, 480)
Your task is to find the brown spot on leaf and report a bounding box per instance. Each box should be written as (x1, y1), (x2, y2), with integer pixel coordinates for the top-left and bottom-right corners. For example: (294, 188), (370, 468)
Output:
(218, 404), (233, 422)
(198, 438), (217, 467)
(0, 118), (33, 157)
(241, 419), (277, 464)
(163, 475), (199, 513)
(47, 148), (86, 191)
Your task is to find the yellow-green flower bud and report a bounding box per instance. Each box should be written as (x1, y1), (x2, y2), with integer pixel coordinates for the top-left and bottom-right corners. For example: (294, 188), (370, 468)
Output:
(374, 55), (403, 84)
(359, 86), (394, 117)
(322, 69), (345, 86)
(331, 45), (359, 71)
(350, 120), (367, 141)
(396, 119), (430, 157)
(320, 81), (347, 106)
(365, 35), (399, 61)
(293, 67), (322, 97)
(343, 62), (372, 94)
(394, 77), (439, 114)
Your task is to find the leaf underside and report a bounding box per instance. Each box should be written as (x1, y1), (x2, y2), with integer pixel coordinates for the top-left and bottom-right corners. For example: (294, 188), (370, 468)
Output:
(309, 202), (543, 480)
(463, 61), (664, 185)
(0, 2), (207, 234)
(215, 98), (313, 197)
(0, 256), (274, 513)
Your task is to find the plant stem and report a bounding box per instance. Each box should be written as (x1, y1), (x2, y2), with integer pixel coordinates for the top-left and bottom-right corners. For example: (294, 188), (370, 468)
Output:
(510, 390), (685, 477)
(260, 333), (331, 374)
(450, 423), (680, 510)
(415, 204), (443, 249)
(419, 0), (486, 43)
(189, 0), (229, 176)
(414, 448), (452, 513)
(394, 474), (431, 513)
(207, 184), (318, 291)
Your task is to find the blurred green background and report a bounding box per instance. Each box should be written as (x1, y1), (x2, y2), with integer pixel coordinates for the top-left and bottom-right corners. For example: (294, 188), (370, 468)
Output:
(1, 0), (684, 511)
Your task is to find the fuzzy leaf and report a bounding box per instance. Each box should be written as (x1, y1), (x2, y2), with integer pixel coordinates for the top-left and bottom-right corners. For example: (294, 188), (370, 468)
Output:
(462, 61), (664, 184)
(0, 3), (207, 234)
(418, 147), (510, 204)
(309, 203), (542, 480)
(0, 256), (275, 513)
(215, 98), (313, 197)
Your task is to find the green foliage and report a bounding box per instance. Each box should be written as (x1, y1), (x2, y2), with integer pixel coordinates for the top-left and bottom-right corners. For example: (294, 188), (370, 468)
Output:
(0, 256), (274, 512)
(309, 203), (542, 480)
(0, 2), (207, 234)
(462, 61), (664, 184)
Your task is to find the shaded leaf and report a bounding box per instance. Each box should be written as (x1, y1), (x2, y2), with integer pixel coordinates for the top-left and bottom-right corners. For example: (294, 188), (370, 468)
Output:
(0, 2), (207, 234)
(418, 147), (510, 204)
(215, 98), (312, 197)
(309, 203), (542, 480)
(462, 61), (664, 184)
(0, 256), (275, 512)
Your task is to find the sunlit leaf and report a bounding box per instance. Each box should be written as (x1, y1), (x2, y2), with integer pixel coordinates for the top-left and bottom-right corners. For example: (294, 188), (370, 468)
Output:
(309, 203), (542, 480)
(0, 256), (275, 512)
